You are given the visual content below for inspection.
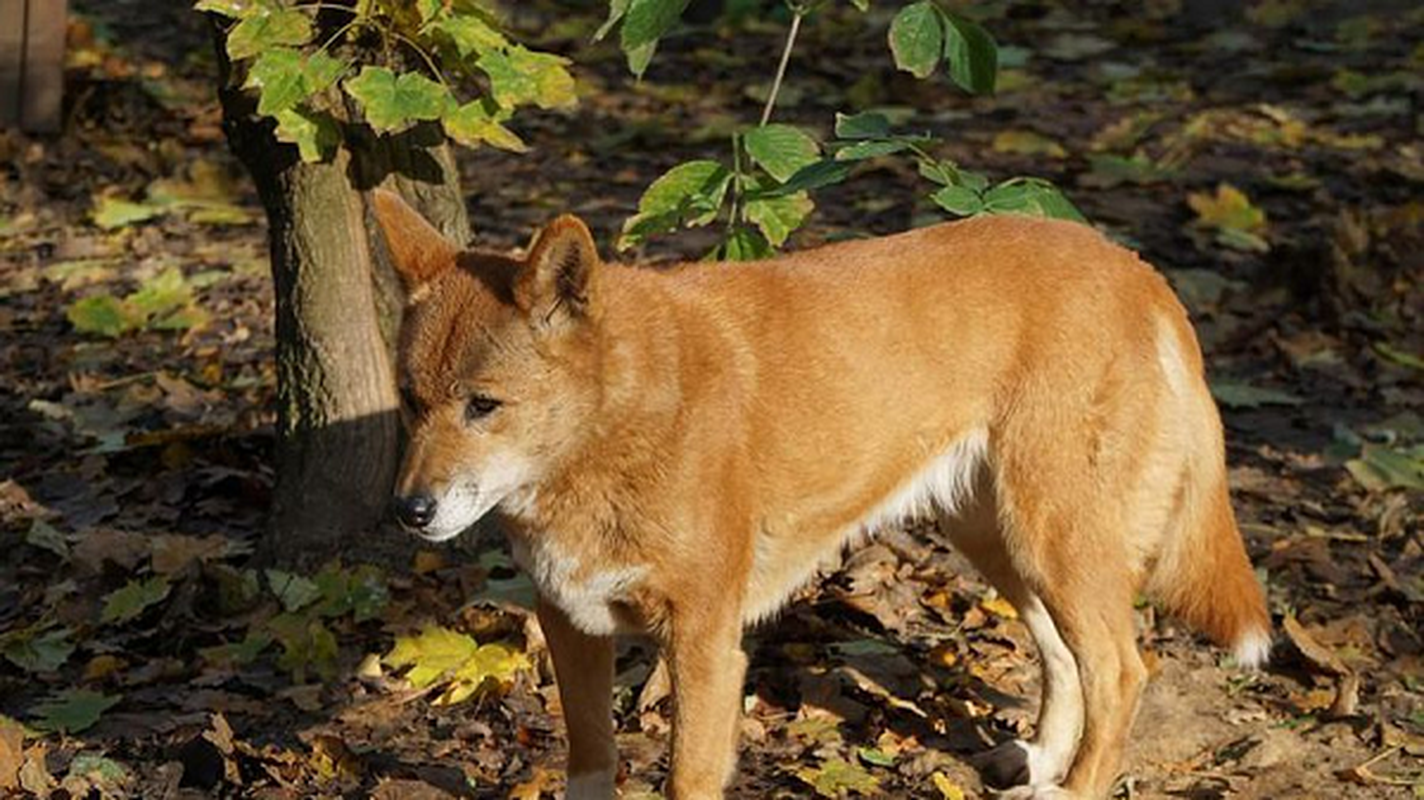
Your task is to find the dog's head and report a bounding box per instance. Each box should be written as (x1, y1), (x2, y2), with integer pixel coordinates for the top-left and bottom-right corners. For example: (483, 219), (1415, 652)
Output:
(373, 190), (603, 541)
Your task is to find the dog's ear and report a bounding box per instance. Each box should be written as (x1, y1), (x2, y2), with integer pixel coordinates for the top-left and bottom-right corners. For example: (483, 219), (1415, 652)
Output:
(515, 214), (599, 330)
(371, 189), (460, 291)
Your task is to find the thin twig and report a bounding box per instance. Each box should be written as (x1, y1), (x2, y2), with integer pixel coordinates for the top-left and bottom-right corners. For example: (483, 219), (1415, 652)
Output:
(759, 9), (804, 127)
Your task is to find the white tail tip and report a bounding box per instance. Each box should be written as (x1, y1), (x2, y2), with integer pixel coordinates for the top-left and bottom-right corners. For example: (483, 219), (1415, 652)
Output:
(1232, 628), (1273, 669)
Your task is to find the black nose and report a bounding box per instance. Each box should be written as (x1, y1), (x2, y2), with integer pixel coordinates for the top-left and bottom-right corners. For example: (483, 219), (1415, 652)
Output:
(393, 494), (437, 528)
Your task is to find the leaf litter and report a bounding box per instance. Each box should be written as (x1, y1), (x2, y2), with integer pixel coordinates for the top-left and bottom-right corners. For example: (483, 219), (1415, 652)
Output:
(0, 0), (1420, 797)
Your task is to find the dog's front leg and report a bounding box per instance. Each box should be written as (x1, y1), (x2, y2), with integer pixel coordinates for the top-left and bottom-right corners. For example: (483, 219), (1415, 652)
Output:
(537, 596), (617, 800)
(665, 601), (747, 800)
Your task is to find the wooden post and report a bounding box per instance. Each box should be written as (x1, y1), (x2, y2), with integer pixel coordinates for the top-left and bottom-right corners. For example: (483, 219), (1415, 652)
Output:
(0, 0), (67, 132)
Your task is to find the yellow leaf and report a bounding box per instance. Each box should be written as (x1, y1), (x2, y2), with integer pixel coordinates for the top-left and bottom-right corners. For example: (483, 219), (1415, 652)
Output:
(980, 595), (1019, 620)
(992, 130), (1067, 159)
(931, 771), (965, 800)
(385, 626), (480, 689)
(1187, 183), (1267, 233)
(385, 626), (529, 705)
(412, 550), (444, 574)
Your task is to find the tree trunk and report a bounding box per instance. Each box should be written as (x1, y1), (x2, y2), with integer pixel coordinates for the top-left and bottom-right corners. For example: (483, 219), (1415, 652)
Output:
(216, 42), (468, 566)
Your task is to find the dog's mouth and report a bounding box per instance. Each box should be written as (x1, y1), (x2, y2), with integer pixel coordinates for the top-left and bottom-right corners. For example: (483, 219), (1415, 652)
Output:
(394, 480), (498, 542)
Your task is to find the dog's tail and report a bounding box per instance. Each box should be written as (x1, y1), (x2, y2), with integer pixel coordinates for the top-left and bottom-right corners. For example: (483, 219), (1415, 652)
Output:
(1147, 462), (1272, 668)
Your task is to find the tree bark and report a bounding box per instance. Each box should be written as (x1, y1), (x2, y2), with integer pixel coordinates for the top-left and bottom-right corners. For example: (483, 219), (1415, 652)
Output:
(215, 39), (468, 566)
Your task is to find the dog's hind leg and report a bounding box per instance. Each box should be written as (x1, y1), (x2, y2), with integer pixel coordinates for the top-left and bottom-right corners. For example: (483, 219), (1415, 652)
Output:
(946, 499), (1083, 789)
(538, 597), (617, 800)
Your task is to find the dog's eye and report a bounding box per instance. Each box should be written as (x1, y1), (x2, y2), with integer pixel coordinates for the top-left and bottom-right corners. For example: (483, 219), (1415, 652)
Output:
(466, 395), (502, 422)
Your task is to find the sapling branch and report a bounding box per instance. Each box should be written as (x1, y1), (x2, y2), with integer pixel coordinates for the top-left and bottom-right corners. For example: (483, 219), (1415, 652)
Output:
(759, 7), (805, 127)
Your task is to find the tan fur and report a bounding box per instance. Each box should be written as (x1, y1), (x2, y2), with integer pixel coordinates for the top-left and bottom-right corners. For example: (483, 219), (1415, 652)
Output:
(373, 189), (1271, 800)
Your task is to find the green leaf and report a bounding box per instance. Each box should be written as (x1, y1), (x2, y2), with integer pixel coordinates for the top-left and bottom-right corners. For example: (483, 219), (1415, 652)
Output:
(758, 159), (853, 197)
(266, 569), (322, 612)
(67, 295), (139, 338)
(245, 49), (306, 115)
(480, 46), (576, 109)
(101, 576), (172, 624)
(980, 180), (1085, 221)
(596, 0), (631, 41)
(30, 690), (120, 734)
(66, 754), (130, 785)
(312, 563), (389, 622)
(792, 756), (881, 798)
(619, 160), (731, 250)
(1374, 342), (1424, 371)
(857, 746), (896, 767)
(745, 191), (813, 247)
(444, 101), (528, 151)
(226, 8), (312, 61)
(274, 107), (341, 162)
(345, 67), (451, 134)
(888, 1), (943, 79)
(1346, 444), (1424, 492)
(193, 0), (264, 18)
(1209, 380), (1304, 409)
(267, 612), (338, 682)
(722, 226), (772, 261)
(941, 11), (997, 95)
(1, 627), (74, 673)
(744, 124), (820, 183)
(431, 16), (507, 58)
(200, 631), (272, 667)
(302, 51), (347, 95)
(127, 267), (192, 322)
(24, 520), (71, 558)
(92, 197), (163, 230)
(834, 111), (892, 140)
(835, 139), (910, 161)
(621, 0), (688, 51)
(625, 40), (658, 78)
(416, 0), (445, 23)
(930, 185), (983, 216)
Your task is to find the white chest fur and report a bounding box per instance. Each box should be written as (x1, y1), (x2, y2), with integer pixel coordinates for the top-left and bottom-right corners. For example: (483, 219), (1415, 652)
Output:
(509, 533), (647, 636)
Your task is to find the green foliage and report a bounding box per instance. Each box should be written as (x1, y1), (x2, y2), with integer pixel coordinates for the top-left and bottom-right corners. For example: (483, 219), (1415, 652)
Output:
(199, 0), (576, 162)
(346, 67), (450, 133)
(66, 268), (209, 338)
(101, 576), (172, 625)
(30, 690), (121, 734)
(613, 3), (1079, 260)
(0, 625), (75, 673)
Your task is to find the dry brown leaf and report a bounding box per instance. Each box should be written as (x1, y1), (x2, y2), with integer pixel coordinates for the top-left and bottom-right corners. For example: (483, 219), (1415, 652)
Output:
(508, 766), (554, 799)
(151, 533), (229, 574)
(0, 718), (23, 791)
(1282, 615), (1349, 675)
(18, 744), (54, 796)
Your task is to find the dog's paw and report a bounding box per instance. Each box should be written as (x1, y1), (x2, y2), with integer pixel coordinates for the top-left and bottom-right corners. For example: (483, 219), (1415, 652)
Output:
(996, 785), (1078, 800)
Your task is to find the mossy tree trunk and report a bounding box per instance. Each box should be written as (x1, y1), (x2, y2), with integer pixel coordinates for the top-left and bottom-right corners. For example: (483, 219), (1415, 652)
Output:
(217, 45), (468, 566)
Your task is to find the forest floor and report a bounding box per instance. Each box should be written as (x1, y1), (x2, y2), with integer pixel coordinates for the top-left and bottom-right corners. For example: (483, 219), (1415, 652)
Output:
(0, 0), (1421, 797)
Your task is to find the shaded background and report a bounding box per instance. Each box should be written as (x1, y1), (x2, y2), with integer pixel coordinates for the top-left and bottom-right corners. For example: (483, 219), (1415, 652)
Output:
(0, 0), (1420, 797)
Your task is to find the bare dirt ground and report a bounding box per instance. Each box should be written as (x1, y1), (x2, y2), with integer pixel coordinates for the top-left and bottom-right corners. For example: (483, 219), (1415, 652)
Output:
(0, 0), (1419, 797)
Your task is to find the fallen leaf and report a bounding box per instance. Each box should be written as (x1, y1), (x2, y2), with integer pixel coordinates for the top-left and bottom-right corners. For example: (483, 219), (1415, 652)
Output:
(30, 690), (121, 734)
(1188, 183), (1269, 252)
(792, 756), (880, 797)
(931, 771), (966, 800)
(0, 717), (23, 791)
(101, 575), (172, 625)
(1209, 380), (1304, 409)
